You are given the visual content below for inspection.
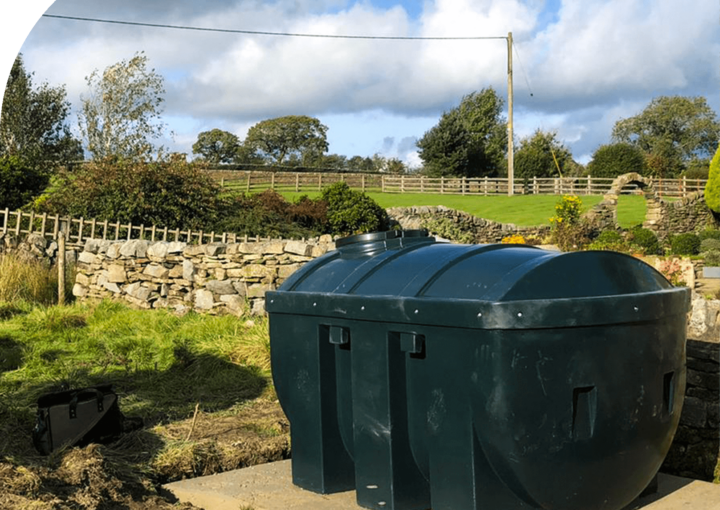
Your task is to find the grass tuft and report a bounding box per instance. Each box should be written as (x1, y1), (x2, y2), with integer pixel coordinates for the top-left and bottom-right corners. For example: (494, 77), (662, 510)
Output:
(0, 254), (62, 305)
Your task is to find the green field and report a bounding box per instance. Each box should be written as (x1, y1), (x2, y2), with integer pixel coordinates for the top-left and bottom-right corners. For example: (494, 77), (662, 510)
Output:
(280, 191), (648, 228)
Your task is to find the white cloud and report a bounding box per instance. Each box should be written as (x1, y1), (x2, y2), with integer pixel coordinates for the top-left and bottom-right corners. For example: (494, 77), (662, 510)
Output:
(2, 0), (718, 163)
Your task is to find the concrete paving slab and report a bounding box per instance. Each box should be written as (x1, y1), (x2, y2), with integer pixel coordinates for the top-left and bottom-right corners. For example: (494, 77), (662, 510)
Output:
(164, 460), (720, 510)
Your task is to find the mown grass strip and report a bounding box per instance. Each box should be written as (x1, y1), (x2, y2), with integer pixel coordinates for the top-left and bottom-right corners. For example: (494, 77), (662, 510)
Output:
(280, 191), (648, 228)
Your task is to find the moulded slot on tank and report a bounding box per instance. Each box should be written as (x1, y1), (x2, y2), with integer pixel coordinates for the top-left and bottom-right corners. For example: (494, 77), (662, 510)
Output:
(663, 371), (675, 415)
(572, 386), (597, 441)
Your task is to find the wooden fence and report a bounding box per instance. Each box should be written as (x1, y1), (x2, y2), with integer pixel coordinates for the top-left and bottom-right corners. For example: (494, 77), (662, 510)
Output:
(216, 171), (707, 199)
(0, 208), (284, 248)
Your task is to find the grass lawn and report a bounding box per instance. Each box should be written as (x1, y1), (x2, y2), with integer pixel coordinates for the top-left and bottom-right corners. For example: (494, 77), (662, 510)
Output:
(281, 191), (649, 228)
(0, 298), (283, 509)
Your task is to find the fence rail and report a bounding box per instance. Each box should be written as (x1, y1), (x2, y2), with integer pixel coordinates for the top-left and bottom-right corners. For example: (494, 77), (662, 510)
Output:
(0, 208), (284, 247)
(216, 171), (707, 199)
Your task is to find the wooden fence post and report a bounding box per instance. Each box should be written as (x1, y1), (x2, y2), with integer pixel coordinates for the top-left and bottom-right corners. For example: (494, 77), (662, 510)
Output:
(15, 210), (21, 235)
(58, 232), (66, 306)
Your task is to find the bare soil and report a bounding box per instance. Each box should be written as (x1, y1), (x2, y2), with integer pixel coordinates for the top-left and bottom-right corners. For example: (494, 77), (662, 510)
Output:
(0, 398), (290, 509)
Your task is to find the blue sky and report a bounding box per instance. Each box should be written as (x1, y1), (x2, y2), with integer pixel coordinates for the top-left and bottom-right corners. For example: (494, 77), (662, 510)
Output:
(1, 1), (719, 167)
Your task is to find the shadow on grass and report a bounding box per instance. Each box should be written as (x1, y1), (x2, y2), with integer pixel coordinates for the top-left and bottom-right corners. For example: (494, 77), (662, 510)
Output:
(0, 335), (23, 373)
(0, 348), (268, 463)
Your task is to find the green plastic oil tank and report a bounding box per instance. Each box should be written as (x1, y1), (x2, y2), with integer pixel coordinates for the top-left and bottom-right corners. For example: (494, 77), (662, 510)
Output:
(266, 230), (690, 510)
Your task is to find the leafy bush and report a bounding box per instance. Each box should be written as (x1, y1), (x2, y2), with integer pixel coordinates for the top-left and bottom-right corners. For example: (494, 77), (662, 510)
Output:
(320, 182), (388, 236)
(704, 250), (720, 266)
(549, 195), (591, 251)
(700, 238), (720, 253)
(627, 227), (660, 255)
(595, 230), (623, 244)
(684, 159), (709, 180)
(699, 228), (720, 241)
(216, 190), (327, 238)
(42, 157), (222, 229)
(423, 217), (475, 244)
(587, 229), (631, 252)
(0, 155), (49, 210)
(670, 233), (701, 256)
(705, 146), (720, 213)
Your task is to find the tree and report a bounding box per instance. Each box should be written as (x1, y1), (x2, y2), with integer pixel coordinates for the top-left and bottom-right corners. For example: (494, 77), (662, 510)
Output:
(0, 155), (49, 210)
(348, 155), (375, 172)
(417, 88), (507, 177)
(514, 130), (572, 180)
(705, 147), (720, 213)
(192, 129), (240, 164)
(244, 115), (329, 165)
(586, 142), (647, 178)
(385, 157), (407, 175)
(79, 52), (167, 160)
(612, 95), (720, 177)
(0, 54), (81, 164)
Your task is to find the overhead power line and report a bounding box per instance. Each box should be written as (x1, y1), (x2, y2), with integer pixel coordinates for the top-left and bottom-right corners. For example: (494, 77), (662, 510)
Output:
(42, 14), (506, 41)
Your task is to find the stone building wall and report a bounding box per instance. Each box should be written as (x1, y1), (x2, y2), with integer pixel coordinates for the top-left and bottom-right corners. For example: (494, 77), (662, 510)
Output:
(71, 237), (334, 316)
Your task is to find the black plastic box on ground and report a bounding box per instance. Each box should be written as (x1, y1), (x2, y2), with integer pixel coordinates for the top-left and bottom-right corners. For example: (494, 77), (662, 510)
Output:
(266, 230), (690, 510)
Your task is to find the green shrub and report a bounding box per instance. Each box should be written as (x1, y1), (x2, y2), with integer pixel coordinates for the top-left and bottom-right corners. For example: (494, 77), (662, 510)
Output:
(705, 146), (720, 213)
(321, 182), (388, 236)
(670, 233), (701, 256)
(586, 229), (631, 252)
(627, 227), (660, 255)
(684, 159), (710, 180)
(423, 217), (475, 244)
(42, 157), (222, 229)
(699, 228), (720, 241)
(216, 190), (326, 238)
(0, 155), (49, 210)
(595, 230), (623, 244)
(700, 238), (720, 253)
(704, 250), (720, 267)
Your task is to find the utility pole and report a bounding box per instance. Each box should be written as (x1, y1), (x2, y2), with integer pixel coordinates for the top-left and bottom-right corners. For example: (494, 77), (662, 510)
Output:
(507, 31), (514, 196)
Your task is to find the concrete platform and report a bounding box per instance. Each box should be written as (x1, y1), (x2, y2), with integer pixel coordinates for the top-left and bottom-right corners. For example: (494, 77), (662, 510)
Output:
(164, 460), (720, 510)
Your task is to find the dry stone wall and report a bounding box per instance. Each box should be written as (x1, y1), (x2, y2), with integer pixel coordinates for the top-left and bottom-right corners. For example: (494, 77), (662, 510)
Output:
(72, 237), (335, 316)
(387, 206), (550, 243)
(650, 194), (719, 241)
(661, 292), (720, 481)
(0, 232), (75, 265)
